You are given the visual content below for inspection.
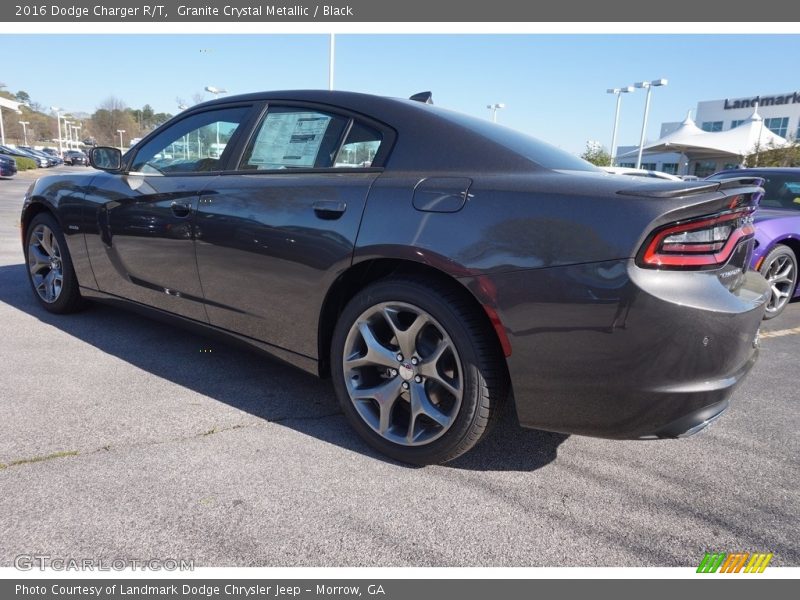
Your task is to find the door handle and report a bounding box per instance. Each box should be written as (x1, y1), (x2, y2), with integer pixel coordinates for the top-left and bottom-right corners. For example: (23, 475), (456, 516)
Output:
(170, 201), (192, 218)
(313, 200), (346, 220)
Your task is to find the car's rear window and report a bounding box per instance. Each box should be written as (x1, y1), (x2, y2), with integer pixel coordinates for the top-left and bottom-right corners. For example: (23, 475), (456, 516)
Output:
(422, 105), (598, 172)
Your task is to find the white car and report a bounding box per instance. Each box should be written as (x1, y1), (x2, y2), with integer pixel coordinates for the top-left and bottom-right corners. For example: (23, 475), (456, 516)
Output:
(602, 166), (682, 181)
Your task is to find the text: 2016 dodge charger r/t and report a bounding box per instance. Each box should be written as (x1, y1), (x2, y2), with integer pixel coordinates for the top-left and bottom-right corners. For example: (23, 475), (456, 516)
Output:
(21, 91), (769, 464)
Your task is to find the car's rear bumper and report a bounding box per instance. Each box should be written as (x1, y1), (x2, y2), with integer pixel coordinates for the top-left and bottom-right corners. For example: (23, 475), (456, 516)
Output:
(482, 258), (768, 439)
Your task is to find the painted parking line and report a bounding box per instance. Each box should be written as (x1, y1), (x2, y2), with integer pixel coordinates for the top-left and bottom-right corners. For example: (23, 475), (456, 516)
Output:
(760, 326), (800, 340)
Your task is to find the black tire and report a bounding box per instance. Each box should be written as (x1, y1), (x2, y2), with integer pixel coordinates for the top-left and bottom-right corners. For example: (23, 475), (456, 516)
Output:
(24, 212), (84, 314)
(331, 276), (508, 465)
(759, 245), (797, 320)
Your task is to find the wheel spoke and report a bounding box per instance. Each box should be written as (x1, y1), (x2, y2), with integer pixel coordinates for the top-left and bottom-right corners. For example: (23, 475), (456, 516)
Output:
(417, 339), (449, 378)
(382, 307), (428, 359)
(28, 245), (50, 275)
(772, 285), (789, 300)
(772, 275), (794, 286)
(39, 228), (55, 257)
(42, 271), (56, 302)
(350, 321), (398, 368)
(351, 377), (404, 434)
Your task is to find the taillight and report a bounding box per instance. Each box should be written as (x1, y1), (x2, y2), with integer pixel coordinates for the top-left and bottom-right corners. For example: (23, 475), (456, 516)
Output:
(639, 209), (756, 269)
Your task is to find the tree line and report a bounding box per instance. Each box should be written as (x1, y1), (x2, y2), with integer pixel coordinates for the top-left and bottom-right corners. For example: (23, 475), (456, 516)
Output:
(1, 84), (175, 148)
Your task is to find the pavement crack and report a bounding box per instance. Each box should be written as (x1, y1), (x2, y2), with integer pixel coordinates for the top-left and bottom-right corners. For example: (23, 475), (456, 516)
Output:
(0, 412), (343, 470)
(266, 410), (342, 425)
(0, 450), (79, 471)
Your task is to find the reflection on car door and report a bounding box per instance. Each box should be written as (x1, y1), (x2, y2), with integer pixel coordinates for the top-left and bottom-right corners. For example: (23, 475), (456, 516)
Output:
(85, 171), (219, 322)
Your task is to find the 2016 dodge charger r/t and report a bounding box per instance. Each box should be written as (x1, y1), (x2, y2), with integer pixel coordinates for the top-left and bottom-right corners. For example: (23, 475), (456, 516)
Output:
(20, 90), (769, 464)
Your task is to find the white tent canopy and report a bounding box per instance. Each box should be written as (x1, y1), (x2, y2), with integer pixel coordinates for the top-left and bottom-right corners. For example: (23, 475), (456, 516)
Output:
(626, 105), (789, 159)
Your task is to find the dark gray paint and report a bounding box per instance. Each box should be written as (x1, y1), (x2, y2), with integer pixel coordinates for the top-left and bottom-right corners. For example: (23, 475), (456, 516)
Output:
(21, 90), (770, 440)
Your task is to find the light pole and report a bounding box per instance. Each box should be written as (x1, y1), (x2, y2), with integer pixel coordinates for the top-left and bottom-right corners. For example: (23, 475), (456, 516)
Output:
(117, 129), (126, 151)
(72, 124), (81, 150)
(50, 107), (64, 155)
(487, 103), (505, 123)
(634, 78), (668, 169)
(19, 121), (30, 145)
(63, 120), (72, 151)
(177, 104), (189, 158)
(204, 86), (226, 155)
(606, 86), (634, 167)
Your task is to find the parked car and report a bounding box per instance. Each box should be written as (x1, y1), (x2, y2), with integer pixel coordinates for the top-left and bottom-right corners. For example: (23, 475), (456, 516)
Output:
(63, 150), (90, 166)
(20, 147), (58, 167)
(0, 145), (47, 168)
(0, 154), (17, 177)
(40, 148), (64, 165)
(21, 90), (768, 464)
(708, 168), (800, 319)
(602, 166), (683, 181)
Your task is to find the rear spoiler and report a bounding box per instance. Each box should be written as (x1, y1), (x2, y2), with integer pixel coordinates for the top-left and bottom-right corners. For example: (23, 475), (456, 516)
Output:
(617, 176), (765, 199)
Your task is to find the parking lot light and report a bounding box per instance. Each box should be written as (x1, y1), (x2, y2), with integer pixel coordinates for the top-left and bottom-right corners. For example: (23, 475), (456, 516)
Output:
(487, 103), (505, 123)
(18, 121), (29, 146)
(607, 86), (634, 167)
(50, 107), (64, 155)
(117, 129), (126, 152)
(634, 78), (668, 169)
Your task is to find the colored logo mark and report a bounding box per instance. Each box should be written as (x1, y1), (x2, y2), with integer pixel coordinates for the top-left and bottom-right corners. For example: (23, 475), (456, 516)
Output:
(697, 552), (773, 573)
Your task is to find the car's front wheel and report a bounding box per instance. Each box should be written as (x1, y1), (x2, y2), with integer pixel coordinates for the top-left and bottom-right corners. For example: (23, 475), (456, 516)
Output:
(331, 277), (507, 465)
(760, 244), (797, 319)
(24, 212), (84, 314)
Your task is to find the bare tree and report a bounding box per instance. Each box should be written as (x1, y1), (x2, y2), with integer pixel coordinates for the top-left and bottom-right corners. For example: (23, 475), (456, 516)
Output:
(90, 96), (136, 146)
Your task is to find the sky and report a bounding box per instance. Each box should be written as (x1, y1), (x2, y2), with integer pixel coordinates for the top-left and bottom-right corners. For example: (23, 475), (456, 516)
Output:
(1, 34), (799, 155)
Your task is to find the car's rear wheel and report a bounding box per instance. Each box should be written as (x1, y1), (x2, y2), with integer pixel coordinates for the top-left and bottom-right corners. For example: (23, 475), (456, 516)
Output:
(759, 245), (797, 319)
(331, 277), (507, 465)
(24, 212), (84, 314)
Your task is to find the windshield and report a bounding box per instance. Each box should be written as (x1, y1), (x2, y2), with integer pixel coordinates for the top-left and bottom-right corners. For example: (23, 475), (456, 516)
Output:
(709, 172), (800, 211)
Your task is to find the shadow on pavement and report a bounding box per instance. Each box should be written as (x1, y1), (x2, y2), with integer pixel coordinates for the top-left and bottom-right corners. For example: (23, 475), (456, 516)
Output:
(0, 262), (567, 472)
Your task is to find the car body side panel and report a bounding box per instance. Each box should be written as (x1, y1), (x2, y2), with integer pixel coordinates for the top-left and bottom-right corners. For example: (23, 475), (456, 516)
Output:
(354, 171), (744, 276)
(194, 171), (379, 358)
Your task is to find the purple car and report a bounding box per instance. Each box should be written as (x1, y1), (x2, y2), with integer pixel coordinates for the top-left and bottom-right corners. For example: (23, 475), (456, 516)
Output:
(708, 168), (800, 319)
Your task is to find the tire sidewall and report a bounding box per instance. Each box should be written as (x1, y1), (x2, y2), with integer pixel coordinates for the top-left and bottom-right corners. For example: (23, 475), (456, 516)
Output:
(331, 279), (486, 464)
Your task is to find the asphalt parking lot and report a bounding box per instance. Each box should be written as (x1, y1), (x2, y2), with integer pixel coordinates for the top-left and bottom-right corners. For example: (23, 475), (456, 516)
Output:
(0, 166), (798, 567)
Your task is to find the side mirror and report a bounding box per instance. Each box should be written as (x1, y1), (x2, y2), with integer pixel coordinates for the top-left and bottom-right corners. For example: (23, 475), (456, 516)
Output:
(89, 146), (122, 171)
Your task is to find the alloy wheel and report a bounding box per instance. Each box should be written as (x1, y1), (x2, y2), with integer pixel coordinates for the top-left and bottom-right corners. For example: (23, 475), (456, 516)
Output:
(763, 253), (797, 316)
(342, 302), (463, 447)
(28, 224), (64, 303)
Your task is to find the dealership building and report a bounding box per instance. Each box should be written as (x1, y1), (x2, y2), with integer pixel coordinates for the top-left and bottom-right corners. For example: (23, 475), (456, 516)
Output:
(616, 90), (800, 177)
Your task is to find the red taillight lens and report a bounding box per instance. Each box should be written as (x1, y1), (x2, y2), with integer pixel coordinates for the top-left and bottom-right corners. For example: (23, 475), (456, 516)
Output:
(640, 210), (755, 269)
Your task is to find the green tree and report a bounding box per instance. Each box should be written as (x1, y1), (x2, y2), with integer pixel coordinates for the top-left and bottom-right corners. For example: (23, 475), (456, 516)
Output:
(581, 140), (612, 166)
(15, 90), (31, 105)
(748, 138), (800, 167)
